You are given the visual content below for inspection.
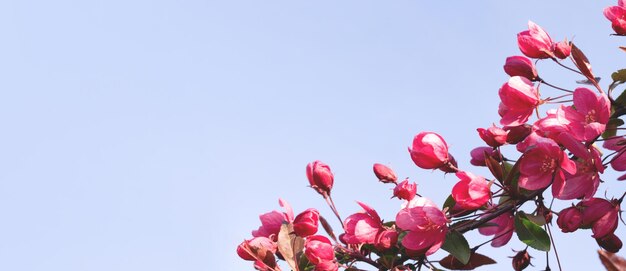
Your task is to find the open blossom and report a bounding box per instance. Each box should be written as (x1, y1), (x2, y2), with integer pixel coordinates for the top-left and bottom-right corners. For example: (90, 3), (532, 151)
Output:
(451, 171), (491, 210)
(393, 179), (417, 201)
(559, 87), (611, 142)
(479, 207), (515, 247)
(343, 202), (383, 244)
(408, 132), (451, 170)
(237, 237), (280, 271)
(604, 1), (626, 35)
(307, 160), (334, 196)
(252, 199), (294, 240)
(517, 21), (554, 59)
(375, 229), (399, 251)
(304, 235), (335, 265)
(554, 146), (603, 200)
(498, 76), (541, 127)
(518, 136), (576, 192)
(396, 197), (447, 256)
(477, 125), (508, 147)
(293, 208), (319, 237)
(373, 163), (397, 183)
(504, 55), (538, 81)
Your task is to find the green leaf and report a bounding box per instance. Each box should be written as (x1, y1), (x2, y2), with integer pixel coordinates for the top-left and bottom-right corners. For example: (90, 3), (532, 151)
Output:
(603, 118), (625, 139)
(514, 212), (551, 251)
(614, 89), (626, 109)
(441, 230), (471, 264)
(612, 69), (626, 82)
(443, 195), (456, 213)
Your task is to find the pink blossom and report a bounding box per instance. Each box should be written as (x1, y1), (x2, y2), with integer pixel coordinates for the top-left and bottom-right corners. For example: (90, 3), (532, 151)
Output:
(452, 171), (491, 210)
(517, 21), (554, 59)
(393, 179), (417, 201)
(553, 40), (571, 59)
(396, 198), (447, 255)
(342, 202), (383, 244)
(293, 208), (319, 237)
(304, 235), (335, 265)
(477, 125), (508, 147)
(408, 132), (451, 170)
(306, 160), (334, 196)
(503, 55), (538, 81)
(556, 206), (583, 233)
(518, 137), (576, 191)
(375, 229), (399, 251)
(478, 208), (515, 247)
(313, 261), (339, 271)
(236, 236), (277, 261)
(252, 198), (294, 240)
(604, 1), (626, 35)
(562, 88), (611, 142)
(373, 163), (398, 183)
(579, 198), (620, 238)
(470, 147), (501, 167)
(553, 146), (602, 200)
(603, 137), (626, 179)
(498, 76), (541, 127)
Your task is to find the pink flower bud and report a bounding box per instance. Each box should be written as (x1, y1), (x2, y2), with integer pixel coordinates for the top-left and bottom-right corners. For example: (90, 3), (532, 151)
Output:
(517, 21), (554, 59)
(556, 206), (582, 233)
(596, 233), (623, 253)
(477, 125), (508, 147)
(511, 249), (532, 271)
(236, 236), (277, 261)
(293, 208), (320, 237)
(375, 229), (399, 251)
(373, 163), (397, 183)
(504, 124), (533, 144)
(393, 179), (417, 201)
(579, 198), (620, 238)
(604, 2), (626, 35)
(408, 132), (450, 170)
(306, 160), (334, 196)
(470, 147), (501, 167)
(451, 171), (491, 210)
(304, 235), (335, 265)
(504, 56), (538, 81)
(553, 40), (571, 59)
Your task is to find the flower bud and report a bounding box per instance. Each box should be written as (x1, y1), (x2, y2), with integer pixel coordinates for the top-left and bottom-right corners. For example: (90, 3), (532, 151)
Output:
(408, 132), (451, 170)
(304, 235), (335, 265)
(373, 163), (397, 183)
(237, 237), (277, 261)
(375, 229), (399, 251)
(477, 125), (508, 147)
(556, 206), (582, 233)
(306, 160), (334, 196)
(439, 154), (459, 173)
(470, 147), (501, 167)
(504, 56), (538, 81)
(553, 40), (571, 59)
(293, 208), (320, 237)
(517, 21), (554, 59)
(504, 124), (533, 144)
(393, 179), (417, 201)
(605, 3), (626, 35)
(596, 233), (623, 253)
(511, 249), (531, 271)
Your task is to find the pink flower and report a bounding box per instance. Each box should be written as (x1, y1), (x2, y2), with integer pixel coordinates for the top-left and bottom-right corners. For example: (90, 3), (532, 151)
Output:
(556, 206), (583, 233)
(553, 40), (571, 59)
(237, 236), (277, 261)
(478, 207), (515, 247)
(505, 124), (533, 144)
(579, 198), (620, 238)
(469, 147), (501, 167)
(375, 229), (399, 251)
(517, 21), (554, 59)
(293, 208), (319, 237)
(503, 55), (538, 81)
(604, 1), (626, 35)
(342, 202), (383, 244)
(252, 199), (294, 240)
(554, 147), (602, 200)
(498, 76), (541, 127)
(313, 261), (339, 271)
(518, 137), (576, 191)
(373, 163), (398, 183)
(451, 171), (491, 210)
(393, 179), (417, 201)
(306, 160), (334, 196)
(477, 125), (508, 147)
(304, 235), (335, 265)
(603, 137), (626, 179)
(408, 132), (451, 170)
(560, 88), (611, 142)
(396, 197), (447, 255)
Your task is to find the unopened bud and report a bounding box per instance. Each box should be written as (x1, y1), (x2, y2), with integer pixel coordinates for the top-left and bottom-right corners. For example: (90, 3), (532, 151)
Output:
(504, 124), (532, 144)
(373, 163), (397, 183)
(393, 179), (417, 201)
(306, 160), (334, 196)
(511, 249), (531, 271)
(293, 208), (319, 237)
(553, 40), (571, 59)
(596, 233), (623, 253)
(504, 56), (538, 81)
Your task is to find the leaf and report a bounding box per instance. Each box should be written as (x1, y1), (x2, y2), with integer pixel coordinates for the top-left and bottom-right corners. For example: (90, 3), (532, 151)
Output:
(443, 195), (456, 213)
(598, 250), (626, 271)
(439, 252), (497, 270)
(441, 230), (471, 264)
(612, 69), (626, 83)
(570, 43), (596, 84)
(620, 46), (626, 53)
(277, 223), (305, 271)
(484, 153), (503, 182)
(514, 212), (551, 251)
(525, 213), (546, 226)
(603, 118), (625, 139)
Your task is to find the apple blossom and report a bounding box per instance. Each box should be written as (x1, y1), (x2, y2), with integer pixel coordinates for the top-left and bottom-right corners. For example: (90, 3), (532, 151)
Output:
(517, 21), (554, 59)
(604, 0), (626, 35)
(393, 179), (417, 201)
(553, 40), (571, 59)
(556, 206), (583, 233)
(373, 163), (398, 183)
(503, 55), (538, 81)
(498, 76), (541, 127)
(518, 137), (576, 192)
(478, 208), (515, 247)
(451, 171), (491, 210)
(307, 160), (334, 196)
(469, 146), (501, 167)
(408, 132), (451, 170)
(342, 201), (383, 245)
(477, 125), (508, 147)
(293, 208), (320, 237)
(396, 197), (447, 255)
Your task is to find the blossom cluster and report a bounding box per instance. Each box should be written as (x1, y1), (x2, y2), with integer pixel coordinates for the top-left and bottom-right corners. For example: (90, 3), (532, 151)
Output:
(238, 3), (626, 270)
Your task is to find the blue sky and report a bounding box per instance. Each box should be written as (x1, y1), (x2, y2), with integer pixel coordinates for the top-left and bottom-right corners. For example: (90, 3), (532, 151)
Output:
(0, 1), (623, 270)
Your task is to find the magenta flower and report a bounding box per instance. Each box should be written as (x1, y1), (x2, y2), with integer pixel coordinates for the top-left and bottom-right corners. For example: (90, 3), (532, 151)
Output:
(517, 21), (554, 59)
(393, 179), (417, 201)
(396, 197), (447, 256)
(306, 160), (334, 196)
(408, 132), (451, 170)
(342, 201), (383, 245)
(579, 198), (620, 238)
(498, 76), (541, 127)
(478, 207), (515, 247)
(451, 171), (491, 210)
(560, 88), (611, 142)
(556, 206), (583, 233)
(503, 55), (538, 81)
(252, 198), (294, 240)
(373, 163), (398, 183)
(477, 125), (508, 147)
(304, 235), (335, 265)
(603, 137), (626, 179)
(374, 229), (399, 251)
(554, 147), (602, 200)
(469, 146), (500, 167)
(553, 40), (571, 59)
(604, 1), (626, 35)
(293, 208), (320, 237)
(518, 137), (576, 191)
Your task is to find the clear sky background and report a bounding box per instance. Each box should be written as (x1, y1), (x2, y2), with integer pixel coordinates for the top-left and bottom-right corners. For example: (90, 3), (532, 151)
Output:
(0, 1), (624, 270)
